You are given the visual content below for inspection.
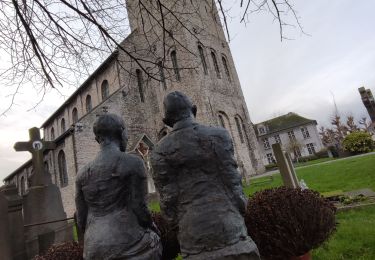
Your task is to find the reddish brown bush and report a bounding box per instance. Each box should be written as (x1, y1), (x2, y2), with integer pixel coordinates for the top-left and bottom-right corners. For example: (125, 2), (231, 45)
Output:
(33, 242), (83, 260)
(245, 187), (337, 260)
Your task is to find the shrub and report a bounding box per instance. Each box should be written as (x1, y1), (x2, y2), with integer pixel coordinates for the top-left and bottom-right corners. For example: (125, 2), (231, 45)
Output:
(33, 242), (83, 260)
(342, 131), (374, 154)
(265, 163), (277, 171)
(152, 212), (180, 260)
(297, 154), (318, 163)
(245, 187), (337, 260)
(315, 148), (330, 158)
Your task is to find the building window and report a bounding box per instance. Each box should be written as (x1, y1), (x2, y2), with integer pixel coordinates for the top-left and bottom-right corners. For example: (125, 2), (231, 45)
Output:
(61, 118), (66, 133)
(136, 69), (145, 102)
(263, 138), (271, 150)
(222, 56), (231, 82)
(274, 134), (281, 144)
(266, 153), (275, 164)
(301, 127), (310, 139)
(51, 127), (55, 140)
(211, 51), (221, 78)
(218, 114), (226, 128)
(86, 95), (92, 112)
(58, 150), (68, 187)
(287, 130), (296, 141)
(198, 45), (208, 75)
(294, 147), (302, 158)
(306, 143), (316, 155)
(235, 117), (244, 143)
(158, 61), (167, 90)
(171, 50), (180, 81)
(101, 80), (109, 100)
(72, 107), (78, 124)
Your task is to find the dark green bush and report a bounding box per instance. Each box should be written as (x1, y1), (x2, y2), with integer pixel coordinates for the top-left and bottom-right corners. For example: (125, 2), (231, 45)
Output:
(342, 131), (374, 154)
(315, 148), (330, 158)
(298, 154), (318, 162)
(265, 163), (277, 171)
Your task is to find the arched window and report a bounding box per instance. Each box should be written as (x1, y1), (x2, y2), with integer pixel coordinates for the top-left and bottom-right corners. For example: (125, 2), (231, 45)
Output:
(136, 69), (145, 102)
(101, 80), (109, 100)
(72, 107), (78, 124)
(171, 50), (181, 81)
(58, 150), (68, 187)
(44, 161), (49, 174)
(222, 56), (231, 82)
(51, 127), (55, 140)
(211, 51), (221, 78)
(218, 114), (226, 128)
(61, 118), (66, 133)
(20, 176), (25, 195)
(235, 116), (244, 143)
(198, 45), (208, 75)
(86, 95), (92, 112)
(158, 61), (167, 90)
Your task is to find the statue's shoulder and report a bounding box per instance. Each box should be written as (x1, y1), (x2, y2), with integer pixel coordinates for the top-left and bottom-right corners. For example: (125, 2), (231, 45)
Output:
(121, 153), (146, 174)
(124, 152), (143, 164)
(196, 124), (230, 139)
(76, 162), (93, 183)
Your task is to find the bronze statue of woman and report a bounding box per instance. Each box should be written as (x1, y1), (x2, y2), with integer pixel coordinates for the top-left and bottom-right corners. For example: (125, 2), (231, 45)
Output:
(75, 114), (162, 259)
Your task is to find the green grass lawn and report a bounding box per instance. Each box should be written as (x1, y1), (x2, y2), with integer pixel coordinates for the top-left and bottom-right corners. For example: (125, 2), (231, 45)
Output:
(294, 157), (335, 168)
(313, 205), (375, 260)
(149, 153), (375, 259)
(244, 153), (375, 196)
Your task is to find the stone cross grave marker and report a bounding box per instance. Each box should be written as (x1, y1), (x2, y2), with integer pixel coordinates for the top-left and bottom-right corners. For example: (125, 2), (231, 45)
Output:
(272, 143), (300, 188)
(14, 127), (56, 186)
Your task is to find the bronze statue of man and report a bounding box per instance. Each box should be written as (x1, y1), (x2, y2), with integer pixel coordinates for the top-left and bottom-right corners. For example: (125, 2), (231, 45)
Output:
(151, 91), (260, 260)
(75, 114), (162, 259)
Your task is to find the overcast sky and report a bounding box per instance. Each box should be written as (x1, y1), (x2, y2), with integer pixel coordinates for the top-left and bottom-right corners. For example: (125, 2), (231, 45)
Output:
(1, 0), (374, 181)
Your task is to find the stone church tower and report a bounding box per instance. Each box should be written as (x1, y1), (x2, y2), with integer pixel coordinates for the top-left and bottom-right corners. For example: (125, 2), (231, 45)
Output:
(4, 0), (264, 217)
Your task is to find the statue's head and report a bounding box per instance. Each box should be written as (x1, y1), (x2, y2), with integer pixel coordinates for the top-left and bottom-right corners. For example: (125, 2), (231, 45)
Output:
(93, 113), (128, 151)
(162, 91), (197, 127)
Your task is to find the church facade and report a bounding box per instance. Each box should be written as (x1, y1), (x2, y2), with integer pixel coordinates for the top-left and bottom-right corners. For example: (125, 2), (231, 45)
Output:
(4, 0), (264, 217)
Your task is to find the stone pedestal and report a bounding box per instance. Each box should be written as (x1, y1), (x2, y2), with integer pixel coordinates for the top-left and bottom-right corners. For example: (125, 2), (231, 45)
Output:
(0, 185), (26, 260)
(23, 183), (67, 258)
(0, 192), (11, 260)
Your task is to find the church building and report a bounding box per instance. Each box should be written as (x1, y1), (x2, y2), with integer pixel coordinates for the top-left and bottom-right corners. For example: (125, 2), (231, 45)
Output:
(4, 0), (264, 217)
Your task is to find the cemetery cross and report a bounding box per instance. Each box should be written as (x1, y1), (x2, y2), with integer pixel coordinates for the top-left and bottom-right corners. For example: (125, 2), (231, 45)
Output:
(14, 127), (56, 186)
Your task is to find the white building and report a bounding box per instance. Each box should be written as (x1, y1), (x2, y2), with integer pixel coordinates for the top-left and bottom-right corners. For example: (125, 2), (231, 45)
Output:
(255, 112), (324, 165)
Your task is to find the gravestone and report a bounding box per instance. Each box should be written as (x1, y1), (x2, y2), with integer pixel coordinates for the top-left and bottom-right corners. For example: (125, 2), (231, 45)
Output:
(14, 127), (56, 186)
(0, 185), (27, 260)
(285, 152), (300, 188)
(0, 191), (12, 260)
(14, 127), (68, 258)
(272, 143), (299, 188)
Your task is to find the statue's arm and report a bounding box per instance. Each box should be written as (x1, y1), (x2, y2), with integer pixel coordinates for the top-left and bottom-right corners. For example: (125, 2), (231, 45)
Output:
(216, 130), (247, 215)
(130, 158), (153, 229)
(75, 170), (88, 232)
(151, 151), (178, 227)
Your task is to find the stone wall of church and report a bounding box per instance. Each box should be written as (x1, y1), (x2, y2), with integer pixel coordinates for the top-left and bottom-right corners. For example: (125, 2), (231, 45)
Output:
(5, 0), (264, 217)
